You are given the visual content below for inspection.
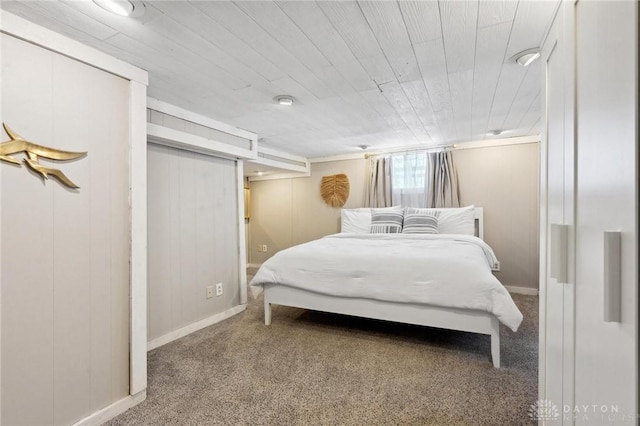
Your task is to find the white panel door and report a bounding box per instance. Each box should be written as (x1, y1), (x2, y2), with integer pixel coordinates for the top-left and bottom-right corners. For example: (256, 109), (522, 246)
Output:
(573, 1), (637, 424)
(540, 2), (575, 422)
(541, 2), (638, 425)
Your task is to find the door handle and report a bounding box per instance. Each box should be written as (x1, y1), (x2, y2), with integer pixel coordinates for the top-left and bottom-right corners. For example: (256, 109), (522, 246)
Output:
(550, 224), (568, 283)
(604, 231), (621, 322)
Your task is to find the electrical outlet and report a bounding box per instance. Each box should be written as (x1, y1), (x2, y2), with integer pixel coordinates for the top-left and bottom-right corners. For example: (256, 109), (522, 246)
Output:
(257, 244), (262, 252)
(262, 244), (267, 252)
(206, 285), (213, 299)
(493, 261), (501, 272)
(215, 282), (223, 296)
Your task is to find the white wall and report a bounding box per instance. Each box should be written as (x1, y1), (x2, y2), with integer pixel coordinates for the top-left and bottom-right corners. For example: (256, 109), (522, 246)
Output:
(249, 142), (540, 289)
(1, 33), (131, 425)
(147, 144), (240, 342)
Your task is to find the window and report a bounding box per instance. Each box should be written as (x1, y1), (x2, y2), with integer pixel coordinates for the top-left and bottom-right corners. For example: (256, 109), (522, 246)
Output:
(391, 152), (427, 190)
(390, 151), (428, 207)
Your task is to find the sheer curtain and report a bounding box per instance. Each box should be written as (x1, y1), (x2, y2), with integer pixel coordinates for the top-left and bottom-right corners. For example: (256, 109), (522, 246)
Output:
(364, 156), (392, 207)
(426, 151), (460, 208)
(391, 151), (428, 207)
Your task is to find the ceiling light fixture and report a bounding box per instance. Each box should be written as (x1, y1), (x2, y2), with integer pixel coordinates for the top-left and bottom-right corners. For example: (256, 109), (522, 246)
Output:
(276, 96), (294, 106)
(489, 129), (503, 136)
(357, 145), (370, 150)
(93, 0), (145, 17)
(511, 48), (541, 67)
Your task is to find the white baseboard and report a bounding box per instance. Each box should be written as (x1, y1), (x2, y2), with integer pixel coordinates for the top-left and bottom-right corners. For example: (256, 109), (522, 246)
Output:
(147, 305), (247, 351)
(505, 285), (539, 296)
(72, 390), (146, 426)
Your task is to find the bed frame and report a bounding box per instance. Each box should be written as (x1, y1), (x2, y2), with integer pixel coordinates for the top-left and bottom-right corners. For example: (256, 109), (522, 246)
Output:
(262, 207), (501, 368)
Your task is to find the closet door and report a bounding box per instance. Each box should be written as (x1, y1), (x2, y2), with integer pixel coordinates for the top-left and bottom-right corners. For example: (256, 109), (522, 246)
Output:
(573, 1), (637, 422)
(542, 1), (638, 424)
(540, 2), (575, 418)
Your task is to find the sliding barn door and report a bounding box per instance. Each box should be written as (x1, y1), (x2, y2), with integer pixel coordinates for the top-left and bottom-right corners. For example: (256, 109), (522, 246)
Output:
(146, 144), (240, 344)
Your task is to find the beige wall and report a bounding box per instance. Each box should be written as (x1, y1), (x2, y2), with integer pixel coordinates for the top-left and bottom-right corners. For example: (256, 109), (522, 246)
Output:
(453, 143), (540, 289)
(250, 159), (366, 264)
(147, 144), (240, 342)
(249, 143), (540, 289)
(1, 34), (130, 424)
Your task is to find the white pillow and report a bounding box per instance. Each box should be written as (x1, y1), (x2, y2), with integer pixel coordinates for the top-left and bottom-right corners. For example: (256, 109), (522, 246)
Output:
(437, 205), (476, 235)
(408, 205), (476, 235)
(340, 208), (371, 233)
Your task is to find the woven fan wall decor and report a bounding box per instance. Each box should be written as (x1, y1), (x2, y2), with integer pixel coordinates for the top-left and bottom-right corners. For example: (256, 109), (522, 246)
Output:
(320, 173), (350, 207)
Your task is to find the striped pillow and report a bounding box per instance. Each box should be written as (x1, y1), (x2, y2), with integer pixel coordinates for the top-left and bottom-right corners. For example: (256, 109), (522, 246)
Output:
(402, 207), (439, 234)
(370, 206), (404, 233)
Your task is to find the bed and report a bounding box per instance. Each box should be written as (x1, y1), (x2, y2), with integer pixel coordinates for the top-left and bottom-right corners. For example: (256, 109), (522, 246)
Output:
(250, 206), (523, 368)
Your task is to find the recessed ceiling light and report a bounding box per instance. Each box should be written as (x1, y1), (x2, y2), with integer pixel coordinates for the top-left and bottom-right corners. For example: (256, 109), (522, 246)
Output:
(511, 48), (541, 67)
(93, 0), (145, 17)
(256, 171), (263, 176)
(276, 96), (294, 106)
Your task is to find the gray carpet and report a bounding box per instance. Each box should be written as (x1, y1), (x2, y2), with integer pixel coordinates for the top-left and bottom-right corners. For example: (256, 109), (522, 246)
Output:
(109, 291), (537, 425)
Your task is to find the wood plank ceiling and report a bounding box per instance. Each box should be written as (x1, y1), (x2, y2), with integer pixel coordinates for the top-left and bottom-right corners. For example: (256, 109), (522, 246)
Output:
(1, 1), (558, 158)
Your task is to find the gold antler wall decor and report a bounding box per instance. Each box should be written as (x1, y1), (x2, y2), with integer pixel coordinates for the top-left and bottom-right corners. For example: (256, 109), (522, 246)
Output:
(320, 173), (350, 208)
(0, 123), (87, 189)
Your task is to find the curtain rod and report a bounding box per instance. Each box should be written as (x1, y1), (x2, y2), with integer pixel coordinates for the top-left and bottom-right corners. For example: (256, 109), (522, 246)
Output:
(364, 144), (456, 159)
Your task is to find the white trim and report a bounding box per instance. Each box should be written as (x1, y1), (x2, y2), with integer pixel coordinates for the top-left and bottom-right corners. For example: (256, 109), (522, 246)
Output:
(451, 135), (540, 151)
(505, 285), (539, 296)
(310, 153), (366, 163)
(273, 137), (541, 167)
(147, 97), (257, 142)
(248, 171), (311, 181)
(249, 146), (310, 175)
(259, 146), (308, 164)
(344, 136), (541, 161)
(237, 161), (248, 305)
(249, 156), (309, 174)
(148, 123), (257, 160)
(0, 12), (147, 84)
(147, 305), (247, 351)
(129, 81), (148, 395)
(71, 390), (146, 426)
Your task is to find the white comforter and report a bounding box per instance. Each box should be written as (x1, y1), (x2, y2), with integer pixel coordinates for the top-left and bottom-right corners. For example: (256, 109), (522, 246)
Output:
(250, 233), (523, 331)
